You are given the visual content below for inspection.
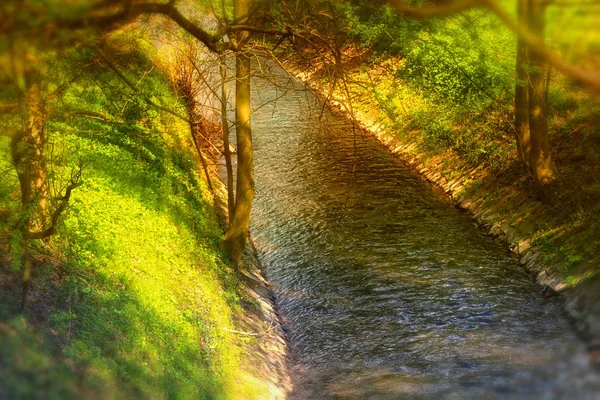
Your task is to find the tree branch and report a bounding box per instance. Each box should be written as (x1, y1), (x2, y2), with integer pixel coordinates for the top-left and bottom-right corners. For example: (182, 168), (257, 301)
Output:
(96, 46), (225, 156)
(388, 0), (484, 17)
(226, 24), (293, 37)
(481, 0), (600, 90)
(25, 170), (83, 240)
(387, 0), (600, 90)
(94, 46), (193, 123)
(0, 103), (20, 113)
(5, 1), (223, 53)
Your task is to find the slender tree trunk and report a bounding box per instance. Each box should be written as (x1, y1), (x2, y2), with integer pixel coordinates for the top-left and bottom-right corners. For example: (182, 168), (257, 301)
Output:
(514, 0), (530, 164)
(220, 54), (235, 221)
(11, 79), (48, 310)
(224, 0), (253, 265)
(527, 0), (555, 187)
(24, 81), (48, 229)
(190, 120), (214, 191)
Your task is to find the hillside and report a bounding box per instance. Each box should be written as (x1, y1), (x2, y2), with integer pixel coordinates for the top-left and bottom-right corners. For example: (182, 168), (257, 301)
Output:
(0, 26), (289, 399)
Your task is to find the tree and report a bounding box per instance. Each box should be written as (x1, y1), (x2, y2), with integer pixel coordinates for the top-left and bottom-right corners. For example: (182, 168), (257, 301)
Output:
(169, 43), (217, 191)
(293, 0), (586, 190)
(513, 0), (555, 189)
(224, 0), (254, 265)
(3, 0), (592, 264)
(514, 0), (530, 165)
(1, 0), (262, 266)
(8, 64), (82, 309)
(525, 0), (555, 188)
(10, 76), (49, 310)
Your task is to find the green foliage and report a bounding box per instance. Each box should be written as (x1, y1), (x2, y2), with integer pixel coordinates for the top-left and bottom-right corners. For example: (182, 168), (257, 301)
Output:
(397, 12), (514, 106)
(548, 84), (578, 116)
(337, 2), (519, 173)
(407, 109), (454, 149)
(0, 318), (83, 399)
(0, 37), (248, 399)
(344, 4), (426, 56)
(533, 229), (585, 273)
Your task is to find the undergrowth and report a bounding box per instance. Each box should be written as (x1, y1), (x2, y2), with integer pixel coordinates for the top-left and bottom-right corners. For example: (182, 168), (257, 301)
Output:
(0, 31), (253, 399)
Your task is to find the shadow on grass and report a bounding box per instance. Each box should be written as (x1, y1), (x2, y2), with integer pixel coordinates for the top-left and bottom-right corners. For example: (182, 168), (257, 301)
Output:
(0, 129), (237, 399)
(0, 246), (229, 399)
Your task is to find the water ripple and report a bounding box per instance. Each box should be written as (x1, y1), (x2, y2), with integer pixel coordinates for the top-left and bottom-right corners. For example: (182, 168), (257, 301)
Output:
(240, 63), (600, 399)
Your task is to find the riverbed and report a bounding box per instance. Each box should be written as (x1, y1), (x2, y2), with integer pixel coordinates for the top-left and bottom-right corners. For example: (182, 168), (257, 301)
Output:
(241, 63), (599, 399)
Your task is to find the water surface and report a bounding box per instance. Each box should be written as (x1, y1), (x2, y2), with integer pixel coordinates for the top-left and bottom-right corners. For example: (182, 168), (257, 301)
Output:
(245, 64), (599, 399)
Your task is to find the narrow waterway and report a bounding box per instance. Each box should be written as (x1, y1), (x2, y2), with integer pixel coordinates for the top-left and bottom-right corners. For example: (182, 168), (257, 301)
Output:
(244, 63), (599, 398)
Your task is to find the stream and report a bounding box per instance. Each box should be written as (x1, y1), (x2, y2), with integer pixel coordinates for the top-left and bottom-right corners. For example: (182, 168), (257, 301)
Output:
(240, 63), (599, 398)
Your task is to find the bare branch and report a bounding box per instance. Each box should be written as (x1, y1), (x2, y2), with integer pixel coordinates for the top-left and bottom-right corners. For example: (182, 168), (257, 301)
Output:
(0, 103), (20, 113)
(3, 1), (223, 53)
(227, 24), (293, 36)
(25, 169), (84, 240)
(388, 0), (484, 17)
(94, 46), (193, 123)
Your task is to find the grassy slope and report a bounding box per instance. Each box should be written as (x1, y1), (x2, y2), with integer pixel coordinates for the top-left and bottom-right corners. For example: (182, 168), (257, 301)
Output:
(0, 36), (258, 399)
(287, 1), (599, 290)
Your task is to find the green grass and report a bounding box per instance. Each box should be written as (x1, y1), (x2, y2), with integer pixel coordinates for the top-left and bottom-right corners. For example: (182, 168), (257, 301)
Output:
(50, 134), (238, 398)
(0, 41), (254, 399)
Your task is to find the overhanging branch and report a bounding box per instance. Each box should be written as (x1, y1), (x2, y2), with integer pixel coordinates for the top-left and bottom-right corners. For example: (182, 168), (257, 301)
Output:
(481, 0), (600, 90)
(388, 0), (484, 17)
(387, 0), (600, 90)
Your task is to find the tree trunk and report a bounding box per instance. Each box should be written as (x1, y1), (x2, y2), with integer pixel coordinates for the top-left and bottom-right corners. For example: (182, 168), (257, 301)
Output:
(20, 250), (31, 312)
(514, 0), (530, 164)
(10, 79), (48, 310)
(190, 120), (214, 191)
(224, 0), (253, 265)
(22, 81), (48, 229)
(527, 0), (555, 187)
(220, 54), (236, 222)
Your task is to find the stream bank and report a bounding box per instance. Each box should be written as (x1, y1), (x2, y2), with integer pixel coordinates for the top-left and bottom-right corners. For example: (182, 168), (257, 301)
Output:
(0, 53), (291, 397)
(209, 174), (293, 399)
(280, 56), (600, 355)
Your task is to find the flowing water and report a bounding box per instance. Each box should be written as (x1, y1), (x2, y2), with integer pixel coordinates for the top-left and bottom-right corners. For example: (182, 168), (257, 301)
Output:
(241, 64), (599, 398)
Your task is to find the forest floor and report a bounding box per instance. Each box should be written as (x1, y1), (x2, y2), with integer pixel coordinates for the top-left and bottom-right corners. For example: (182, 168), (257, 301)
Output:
(280, 47), (600, 350)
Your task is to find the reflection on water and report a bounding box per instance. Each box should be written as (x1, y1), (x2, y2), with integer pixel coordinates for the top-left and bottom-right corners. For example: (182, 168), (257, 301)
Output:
(246, 63), (600, 398)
